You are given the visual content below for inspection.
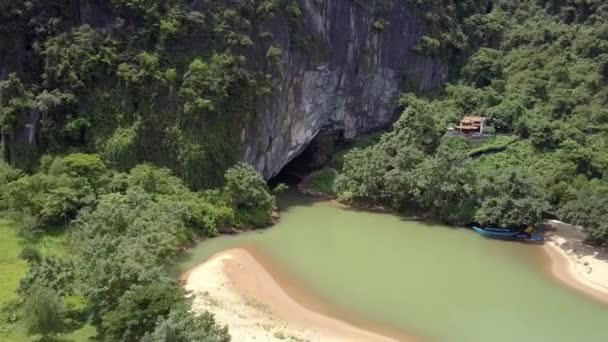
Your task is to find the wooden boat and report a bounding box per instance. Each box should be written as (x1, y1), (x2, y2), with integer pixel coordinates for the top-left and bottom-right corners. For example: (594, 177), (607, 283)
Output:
(473, 226), (521, 239)
(472, 226), (544, 241)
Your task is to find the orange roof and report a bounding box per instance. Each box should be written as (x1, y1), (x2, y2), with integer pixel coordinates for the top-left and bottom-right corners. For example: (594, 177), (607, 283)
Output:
(461, 116), (486, 123)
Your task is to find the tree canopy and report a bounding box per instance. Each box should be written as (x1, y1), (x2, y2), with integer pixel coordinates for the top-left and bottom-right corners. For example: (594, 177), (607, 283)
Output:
(336, 1), (608, 242)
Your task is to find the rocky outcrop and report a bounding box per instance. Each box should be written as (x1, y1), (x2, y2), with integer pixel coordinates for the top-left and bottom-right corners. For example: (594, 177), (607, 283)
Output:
(242, 0), (447, 179)
(0, 0), (446, 178)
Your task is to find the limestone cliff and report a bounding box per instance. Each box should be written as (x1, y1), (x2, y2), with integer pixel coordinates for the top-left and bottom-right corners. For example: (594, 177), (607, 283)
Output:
(242, 0), (446, 178)
(0, 0), (446, 179)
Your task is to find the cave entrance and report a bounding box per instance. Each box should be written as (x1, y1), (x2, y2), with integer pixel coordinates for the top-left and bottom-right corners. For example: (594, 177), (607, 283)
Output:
(268, 132), (342, 188)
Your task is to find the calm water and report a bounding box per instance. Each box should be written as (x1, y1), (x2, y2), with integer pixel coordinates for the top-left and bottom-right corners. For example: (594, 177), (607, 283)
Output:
(171, 193), (608, 342)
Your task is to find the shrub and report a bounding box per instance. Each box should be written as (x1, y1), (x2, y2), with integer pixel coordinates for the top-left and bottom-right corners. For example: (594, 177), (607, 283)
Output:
(101, 282), (184, 341)
(22, 285), (65, 338)
(18, 245), (41, 263)
(266, 46), (282, 68)
(302, 168), (337, 195)
(224, 163), (275, 227)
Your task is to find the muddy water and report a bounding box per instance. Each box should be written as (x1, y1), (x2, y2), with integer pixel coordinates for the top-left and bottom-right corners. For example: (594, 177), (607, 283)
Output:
(171, 193), (608, 342)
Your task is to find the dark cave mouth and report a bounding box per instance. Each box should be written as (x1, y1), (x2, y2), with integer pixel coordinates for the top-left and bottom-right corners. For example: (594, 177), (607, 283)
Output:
(268, 132), (344, 187)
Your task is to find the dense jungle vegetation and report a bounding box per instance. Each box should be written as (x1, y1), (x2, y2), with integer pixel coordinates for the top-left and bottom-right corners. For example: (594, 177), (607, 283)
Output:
(2, 0), (608, 341)
(0, 156), (276, 341)
(336, 0), (608, 244)
(0, 0), (304, 189)
(1, 1), (286, 339)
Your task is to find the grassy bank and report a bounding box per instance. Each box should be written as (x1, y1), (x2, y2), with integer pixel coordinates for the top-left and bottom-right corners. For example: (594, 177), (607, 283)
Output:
(0, 219), (95, 341)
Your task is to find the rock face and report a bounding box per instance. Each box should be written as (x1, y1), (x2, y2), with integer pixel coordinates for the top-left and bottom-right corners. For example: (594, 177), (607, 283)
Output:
(242, 0), (447, 179)
(0, 0), (446, 178)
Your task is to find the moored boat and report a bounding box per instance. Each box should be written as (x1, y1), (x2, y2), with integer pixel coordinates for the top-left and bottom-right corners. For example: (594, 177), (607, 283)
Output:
(472, 226), (544, 241)
(472, 226), (521, 239)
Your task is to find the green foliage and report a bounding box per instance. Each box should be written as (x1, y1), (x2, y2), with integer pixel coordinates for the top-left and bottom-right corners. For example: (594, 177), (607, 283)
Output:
(462, 48), (503, 87)
(71, 189), (188, 324)
(1, 0), (267, 189)
(558, 187), (608, 243)
(224, 163), (275, 227)
(330, 133), (383, 170)
(258, 0), (302, 19)
(0, 160), (22, 185)
(3, 154), (110, 230)
(32, 163), (241, 337)
(18, 245), (41, 263)
(486, 97), (527, 131)
(126, 163), (189, 195)
(337, 92), (553, 230)
(273, 183), (289, 194)
(0, 73), (34, 131)
(41, 25), (117, 91)
(142, 309), (230, 342)
(0, 161), (22, 209)
(101, 124), (140, 171)
(304, 168), (338, 195)
(21, 284), (65, 338)
(334, 2), (608, 241)
(474, 167), (546, 229)
(51, 153), (109, 187)
(180, 54), (251, 118)
(102, 282), (185, 341)
(0, 74), (36, 166)
(336, 95), (440, 204)
(468, 135), (518, 156)
(410, 138), (477, 224)
(266, 46), (283, 69)
(118, 52), (172, 86)
(409, 0), (494, 57)
(19, 257), (74, 297)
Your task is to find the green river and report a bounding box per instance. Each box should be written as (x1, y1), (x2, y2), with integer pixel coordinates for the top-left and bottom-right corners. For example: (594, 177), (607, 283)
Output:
(171, 193), (608, 342)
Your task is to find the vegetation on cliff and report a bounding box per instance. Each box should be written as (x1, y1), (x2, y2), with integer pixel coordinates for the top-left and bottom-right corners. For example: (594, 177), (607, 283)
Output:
(1, 0), (608, 339)
(337, 1), (608, 243)
(0, 0), (307, 189)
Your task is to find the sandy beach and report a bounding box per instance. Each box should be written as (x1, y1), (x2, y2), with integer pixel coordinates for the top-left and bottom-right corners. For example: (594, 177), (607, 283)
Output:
(542, 220), (608, 305)
(183, 248), (413, 342)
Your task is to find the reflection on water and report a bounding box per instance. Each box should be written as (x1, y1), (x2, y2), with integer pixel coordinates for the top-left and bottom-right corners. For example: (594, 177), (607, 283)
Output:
(171, 192), (608, 342)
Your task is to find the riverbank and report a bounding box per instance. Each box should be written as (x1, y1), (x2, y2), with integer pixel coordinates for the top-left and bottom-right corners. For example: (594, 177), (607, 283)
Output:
(542, 220), (608, 305)
(183, 248), (413, 342)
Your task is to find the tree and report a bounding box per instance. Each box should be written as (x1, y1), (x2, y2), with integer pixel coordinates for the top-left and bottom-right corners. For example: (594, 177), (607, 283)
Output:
(410, 137), (477, 224)
(558, 187), (608, 244)
(0, 73), (34, 165)
(126, 164), (189, 196)
(142, 309), (230, 342)
(22, 285), (65, 339)
(41, 25), (116, 91)
(71, 190), (185, 325)
(48, 153), (110, 191)
(179, 54), (249, 120)
(335, 147), (394, 203)
(462, 48), (504, 87)
(487, 97), (527, 131)
(335, 94), (440, 206)
(19, 257), (75, 296)
(3, 154), (110, 228)
(223, 163), (275, 227)
(102, 282), (186, 341)
(475, 167), (546, 229)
